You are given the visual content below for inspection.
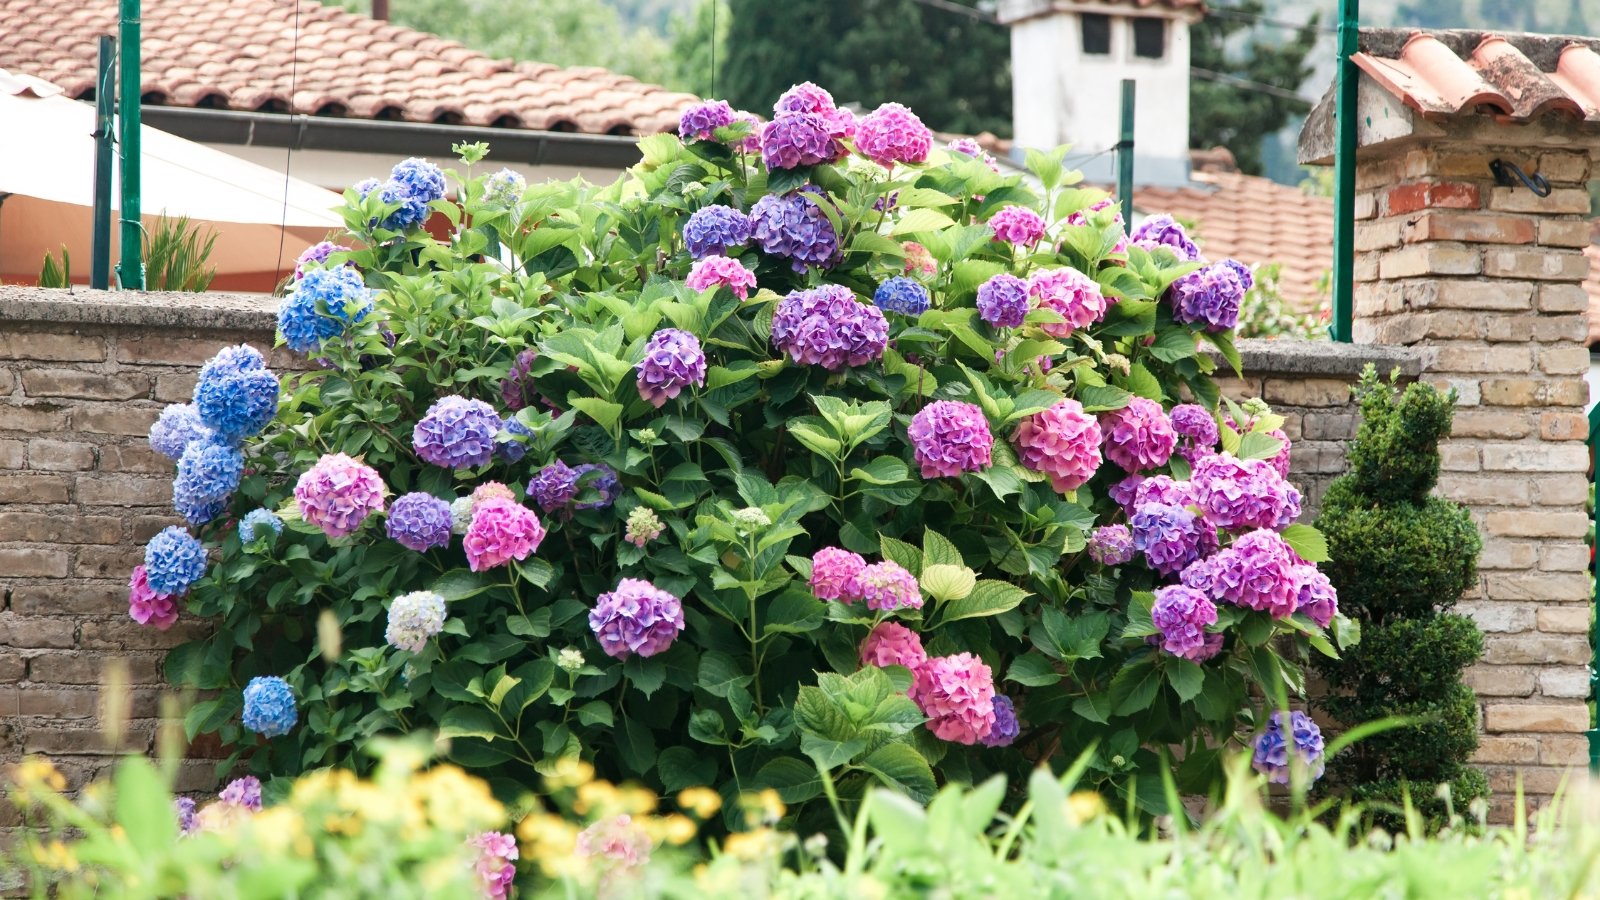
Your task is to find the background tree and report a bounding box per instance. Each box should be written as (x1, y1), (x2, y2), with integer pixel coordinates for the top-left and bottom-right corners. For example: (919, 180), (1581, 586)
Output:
(1189, 1), (1319, 175)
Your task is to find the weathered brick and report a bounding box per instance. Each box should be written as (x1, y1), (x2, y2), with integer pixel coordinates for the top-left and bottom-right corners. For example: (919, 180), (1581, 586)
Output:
(74, 474), (169, 507)
(1352, 253), (1378, 283)
(1485, 510), (1590, 537)
(71, 405), (160, 436)
(1487, 186), (1592, 214)
(1300, 412), (1355, 441)
(1465, 665), (1535, 697)
(1539, 667), (1592, 699)
(17, 689), (98, 718)
(19, 370), (150, 402)
(1403, 212), (1533, 244)
(1480, 444), (1589, 474)
(1483, 573), (1590, 602)
(1539, 150), (1591, 182)
(116, 334), (257, 366)
(0, 512), (121, 544)
(154, 373), (197, 404)
(1353, 191), (1377, 220)
(9, 584), (124, 617)
(1484, 765), (1577, 795)
(0, 547), (69, 577)
(1539, 283), (1590, 312)
(0, 332), (106, 362)
(1539, 734), (1591, 766)
(1539, 346), (1592, 375)
(98, 444), (171, 474)
(79, 619), (211, 651)
(0, 403), (68, 432)
(1387, 181), (1481, 214)
(1484, 247), (1588, 281)
(1536, 219), (1595, 248)
(1261, 378), (1351, 408)
(1425, 280), (1534, 311)
(1480, 379), (1540, 407)
(1456, 601), (1535, 632)
(26, 439), (95, 472)
(129, 515), (180, 542)
(1479, 539), (1539, 570)
(1537, 606), (1592, 633)
(73, 545), (145, 579)
(23, 727), (141, 756)
(0, 654), (26, 682)
(27, 654), (163, 685)
(1439, 443), (1480, 472)
(1448, 411), (1531, 440)
(1431, 345), (1532, 374)
(1484, 314), (1587, 343)
(0, 438), (23, 469)
(1356, 156), (1403, 190)
(0, 474), (71, 504)
(0, 614), (77, 649)
(1473, 735), (1540, 764)
(0, 366), (13, 395)
(1484, 703), (1590, 733)
(1438, 473), (1529, 505)
(1379, 244), (1481, 278)
(1539, 412), (1588, 442)
(1483, 634), (1591, 665)
(1355, 219), (1403, 251)
(1539, 541), (1591, 571)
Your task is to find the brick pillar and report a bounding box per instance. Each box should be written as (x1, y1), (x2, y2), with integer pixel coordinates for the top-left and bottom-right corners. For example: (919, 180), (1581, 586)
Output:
(1351, 139), (1594, 809)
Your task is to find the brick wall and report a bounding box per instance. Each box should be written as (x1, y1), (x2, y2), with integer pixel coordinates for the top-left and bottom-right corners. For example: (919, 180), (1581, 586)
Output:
(0, 286), (281, 810)
(1351, 134), (1595, 808)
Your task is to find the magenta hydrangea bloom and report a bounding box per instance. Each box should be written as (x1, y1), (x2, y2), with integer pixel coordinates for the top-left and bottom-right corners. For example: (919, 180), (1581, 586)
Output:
(1192, 453), (1296, 532)
(856, 102), (932, 167)
(636, 328), (707, 408)
(976, 272), (1029, 328)
(1130, 214), (1200, 260)
(1292, 565), (1338, 628)
(1100, 397), (1176, 472)
(1065, 198), (1130, 254)
(1193, 529), (1299, 618)
(128, 565), (179, 630)
(1130, 502), (1206, 576)
(908, 400), (992, 479)
(576, 814), (652, 869)
(911, 653), (997, 745)
(464, 498), (545, 572)
(1028, 268), (1106, 337)
(1011, 399), (1102, 493)
(729, 110), (764, 153)
(810, 546), (866, 602)
(1170, 403), (1220, 462)
(685, 255), (758, 300)
(859, 621), (927, 670)
(988, 205), (1046, 246)
(219, 776), (263, 811)
(761, 113), (839, 169)
(1133, 474), (1196, 509)
(385, 491), (453, 552)
(294, 452), (385, 538)
(1264, 429), (1292, 478)
(770, 284), (888, 370)
(1088, 524), (1135, 566)
(775, 81), (835, 116)
(679, 99), (736, 141)
(750, 191), (840, 272)
(471, 831), (519, 900)
(856, 560), (922, 611)
(589, 577), (685, 660)
(1152, 585), (1219, 661)
(1170, 261), (1247, 333)
(947, 137), (1001, 173)
(413, 396), (501, 470)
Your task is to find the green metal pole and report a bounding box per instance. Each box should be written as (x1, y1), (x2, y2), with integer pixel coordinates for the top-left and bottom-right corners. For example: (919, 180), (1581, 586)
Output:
(117, 0), (144, 290)
(1330, 0), (1358, 342)
(1118, 79), (1135, 236)
(91, 35), (116, 290)
(1589, 403), (1600, 771)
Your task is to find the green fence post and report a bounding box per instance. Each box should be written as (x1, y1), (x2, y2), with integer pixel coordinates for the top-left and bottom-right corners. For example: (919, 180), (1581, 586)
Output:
(1330, 0), (1358, 343)
(1588, 403), (1599, 771)
(116, 0), (144, 290)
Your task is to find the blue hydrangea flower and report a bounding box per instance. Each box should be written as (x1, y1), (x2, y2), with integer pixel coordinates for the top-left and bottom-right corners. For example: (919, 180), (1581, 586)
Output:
(353, 178), (381, 199)
(482, 167), (526, 206)
(385, 492), (454, 552)
(239, 509), (283, 543)
(368, 158), (447, 231)
(683, 205), (753, 259)
(413, 396), (501, 469)
(241, 675), (298, 738)
(149, 404), (212, 461)
(194, 345), (279, 444)
(144, 526), (207, 596)
(495, 418), (533, 462)
(749, 191), (839, 272)
(278, 266), (372, 353)
(572, 463), (621, 510)
(872, 277), (931, 315)
(980, 695), (1020, 747)
(173, 439), (243, 524)
(1252, 709), (1325, 784)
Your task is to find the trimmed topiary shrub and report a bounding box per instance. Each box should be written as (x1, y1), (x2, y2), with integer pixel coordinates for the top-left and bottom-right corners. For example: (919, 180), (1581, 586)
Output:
(1315, 366), (1488, 830)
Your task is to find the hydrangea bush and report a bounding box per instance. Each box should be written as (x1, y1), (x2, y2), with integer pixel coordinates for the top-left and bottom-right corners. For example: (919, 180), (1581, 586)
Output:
(151, 89), (1350, 823)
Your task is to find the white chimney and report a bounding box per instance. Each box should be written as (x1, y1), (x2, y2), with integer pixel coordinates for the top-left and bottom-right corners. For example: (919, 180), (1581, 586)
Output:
(996, 0), (1202, 187)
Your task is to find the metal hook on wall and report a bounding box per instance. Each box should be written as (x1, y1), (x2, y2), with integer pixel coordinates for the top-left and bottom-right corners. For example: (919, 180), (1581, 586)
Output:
(1489, 159), (1552, 198)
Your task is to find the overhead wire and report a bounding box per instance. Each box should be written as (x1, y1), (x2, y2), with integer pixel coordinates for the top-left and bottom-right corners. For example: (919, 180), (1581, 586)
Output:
(273, 0), (302, 285)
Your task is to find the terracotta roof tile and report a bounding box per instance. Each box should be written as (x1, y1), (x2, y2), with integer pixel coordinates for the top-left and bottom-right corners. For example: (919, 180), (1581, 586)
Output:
(1353, 30), (1600, 124)
(0, 0), (696, 136)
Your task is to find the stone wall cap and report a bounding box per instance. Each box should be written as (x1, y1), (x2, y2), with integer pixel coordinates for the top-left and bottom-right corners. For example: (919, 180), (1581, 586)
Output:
(0, 285), (278, 332)
(1224, 338), (1426, 378)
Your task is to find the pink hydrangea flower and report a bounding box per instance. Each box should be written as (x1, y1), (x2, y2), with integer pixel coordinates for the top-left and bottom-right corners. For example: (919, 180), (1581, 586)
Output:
(988, 206), (1046, 246)
(472, 482), (515, 506)
(128, 565), (179, 630)
(1133, 474), (1196, 509)
(294, 452), (386, 538)
(686, 255), (758, 300)
(1011, 399), (1103, 493)
(859, 622), (927, 669)
(577, 813), (652, 868)
(1064, 198), (1130, 254)
(470, 831), (518, 900)
(1027, 268), (1106, 337)
(589, 578), (685, 660)
(902, 241), (937, 277)
(1192, 453), (1296, 532)
(911, 653), (996, 745)
(856, 102), (932, 167)
(855, 561), (922, 611)
(1151, 585), (1219, 661)
(810, 547), (866, 601)
(1292, 565), (1339, 628)
(1099, 397), (1176, 472)
(909, 400), (992, 479)
(1187, 529), (1299, 618)
(464, 497), (545, 571)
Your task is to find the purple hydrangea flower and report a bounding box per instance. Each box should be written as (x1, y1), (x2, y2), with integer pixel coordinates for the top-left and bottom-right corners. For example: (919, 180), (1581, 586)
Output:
(981, 695), (1020, 748)
(1190, 528), (1299, 617)
(636, 328), (707, 408)
(976, 273), (1029, 328)
(770, 284), (888, 370)
(294, 241), (351, 280)
(1169, 404), (1219, 462)
(1152, 585), (1219, 661)
(679, 99), (736, 141)
(413, 396), (501, 470)
(500, 349), (550, 413)
(1109, 473), (1146, 510)
(1192, 453), (1296, 532)
(775, 82), (835, 116)
(175, 797), (197, 834)
(728, 110), (764, 153)
(572, 463), (621, 510)
(589, 578), (685, 660)
(1133, 474), (1196, 509)
(1100, 398), (1176, 473)
(855, 561), (922, 611)
(1253, 710), (1325, 784)
(1088, 524), (1135, 566)
(750, 191), (839, 272)
(1222, 258), (1255, 292)
(496, 418), (532, 462)
(1170, 261), (1247, 333)
(1292, 565), (1338, 628)
(149, 403), (213, 461)
(219, 776), (263, 811)
(946, 137), (1001, 173)
(294, 453), (386, 539)
(1130, 214), (1199, 260)
(761, 113), (839, 169)
(856, 102), (932, 167)
(386, 492), (453, 552)
(872, 276), (932, 315)
(1065, 198), (1129, 254)
(1130, 502), (1205, 576)
(530, 460), (581, 512)
(909, 400), (993, 479)
(683, 205), (753, 259)
(988, 206), (1047, 246)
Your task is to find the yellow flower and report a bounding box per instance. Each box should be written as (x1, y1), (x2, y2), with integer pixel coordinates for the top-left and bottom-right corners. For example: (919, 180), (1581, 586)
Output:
(1066, 791), (1106, 826)
(518, 811), (581, 876)
(650, 813), (698, 846)
(723, 827), (781, 861)
(14, 757), (67, 792)
(739, 789), (785, 827)
(574, 781), (621, 816)
(677, 786), (722, 819)
(31, 840), (78, 872)
(542, 757), (595, 791)
(413, 765), (504, 832)
(618, 785), (658, 816)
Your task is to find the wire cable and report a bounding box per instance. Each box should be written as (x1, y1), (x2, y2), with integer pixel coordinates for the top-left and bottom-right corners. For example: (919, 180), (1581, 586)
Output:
(274, 0), (302, 286)
(1191, 66), (1312, 104)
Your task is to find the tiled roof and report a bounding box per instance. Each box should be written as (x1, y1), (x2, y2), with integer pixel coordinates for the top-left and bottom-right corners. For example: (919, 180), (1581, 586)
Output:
(1352, 30), (1600, 124)
(1133, 169), (1333, 308)
(0, 0), (697, 136)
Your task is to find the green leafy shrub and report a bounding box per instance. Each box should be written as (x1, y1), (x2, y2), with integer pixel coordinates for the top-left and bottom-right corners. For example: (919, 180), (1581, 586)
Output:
(151, 92), (1347, 824)
(143, 215), (218, 292)
(1314, 366), (1487, 831)
(1233, 262), (1327, 341)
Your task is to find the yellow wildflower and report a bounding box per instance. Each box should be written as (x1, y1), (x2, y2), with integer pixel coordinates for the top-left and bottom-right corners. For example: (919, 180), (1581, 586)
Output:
(1066, 791), (1107, 826)
(677, 786), (722, 819)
